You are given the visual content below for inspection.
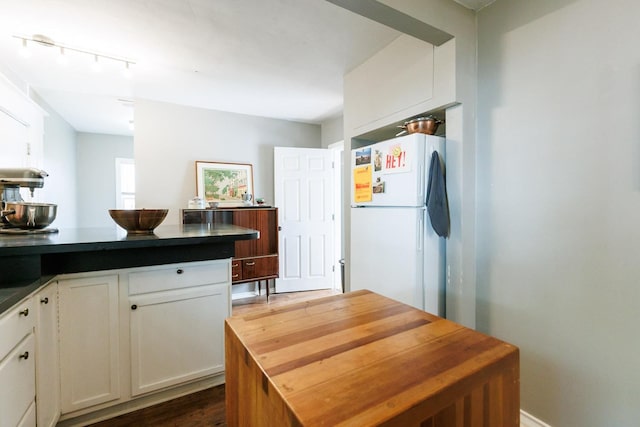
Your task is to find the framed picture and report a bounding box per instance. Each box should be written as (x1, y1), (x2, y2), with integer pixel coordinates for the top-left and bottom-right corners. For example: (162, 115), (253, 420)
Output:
(196, 161), (254, 206)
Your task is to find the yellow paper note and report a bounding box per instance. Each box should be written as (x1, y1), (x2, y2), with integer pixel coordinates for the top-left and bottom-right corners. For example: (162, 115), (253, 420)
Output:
(353, 165), (372, 203)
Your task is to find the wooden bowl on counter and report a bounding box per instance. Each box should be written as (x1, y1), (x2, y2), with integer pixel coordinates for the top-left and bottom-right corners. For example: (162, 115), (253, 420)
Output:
(108, 209), (168, 234)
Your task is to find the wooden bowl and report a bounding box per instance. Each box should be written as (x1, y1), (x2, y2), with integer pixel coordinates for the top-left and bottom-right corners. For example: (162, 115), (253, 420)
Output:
(108, 209), (168, 234)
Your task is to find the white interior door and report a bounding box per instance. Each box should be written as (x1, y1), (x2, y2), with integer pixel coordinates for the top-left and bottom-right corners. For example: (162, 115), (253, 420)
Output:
(274, 147), (334, 293)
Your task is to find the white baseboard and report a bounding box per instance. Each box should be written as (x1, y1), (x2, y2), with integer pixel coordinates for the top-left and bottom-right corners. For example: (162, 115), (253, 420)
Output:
(521, 410), (552, 427)
(231, 291), (258, 300)
(231, 281), (273, 301)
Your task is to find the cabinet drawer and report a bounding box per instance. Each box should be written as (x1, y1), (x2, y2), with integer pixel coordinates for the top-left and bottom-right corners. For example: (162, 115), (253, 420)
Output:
(231, 260), (242, 282)
(242, 256), (278, 280)
(0, 333), (35, 427)
(129, 260), (230, 295)
(0, 298), (35, 361)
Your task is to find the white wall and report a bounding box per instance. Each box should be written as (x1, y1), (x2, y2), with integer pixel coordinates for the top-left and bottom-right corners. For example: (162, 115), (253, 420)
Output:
(477, 0), (640, 425)
(32, 92), (78, 229)
(76, 133), (133, 228)
(321, 115), (344, 147)
(134, 99), (321, 225)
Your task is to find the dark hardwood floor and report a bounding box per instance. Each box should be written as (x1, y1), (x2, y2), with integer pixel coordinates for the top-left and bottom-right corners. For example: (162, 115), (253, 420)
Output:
(88, 289), (339, 427)
(90, 386), (227, 427)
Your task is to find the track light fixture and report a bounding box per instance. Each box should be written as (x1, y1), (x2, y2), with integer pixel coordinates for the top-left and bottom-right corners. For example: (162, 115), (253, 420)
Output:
(14, 34), (135, 76)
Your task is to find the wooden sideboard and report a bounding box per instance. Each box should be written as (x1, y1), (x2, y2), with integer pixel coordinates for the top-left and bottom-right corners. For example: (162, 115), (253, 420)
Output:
(225, 290), (520, 426)
(182, 207), (279, 298)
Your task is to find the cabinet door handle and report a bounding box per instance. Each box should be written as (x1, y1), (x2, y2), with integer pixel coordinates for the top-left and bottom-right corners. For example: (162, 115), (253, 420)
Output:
(232, 263), (239, 268)
(40, 297), (49, 304)
(131, 304), (138, 310)
(232, 274), (239, 279)
(19, 308), (29, 317)
(19, 351), (29, 360)
(176, 269), (184, 274)
(245, 262), (256, 266)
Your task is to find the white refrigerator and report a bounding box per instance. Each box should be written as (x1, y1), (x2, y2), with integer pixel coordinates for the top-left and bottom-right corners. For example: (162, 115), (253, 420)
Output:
(350, 133), (446, 315)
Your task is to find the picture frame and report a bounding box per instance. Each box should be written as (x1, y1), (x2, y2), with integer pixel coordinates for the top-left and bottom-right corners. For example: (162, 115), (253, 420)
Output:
(195, 161), (254, 206)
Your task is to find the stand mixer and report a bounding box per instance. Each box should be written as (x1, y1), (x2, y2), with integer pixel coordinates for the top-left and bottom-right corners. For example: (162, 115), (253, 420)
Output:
(0, 168), (58, 234)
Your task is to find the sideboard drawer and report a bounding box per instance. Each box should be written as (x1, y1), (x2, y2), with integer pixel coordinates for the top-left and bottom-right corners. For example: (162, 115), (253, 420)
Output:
(242, 256), (278, 281)
(231, 260), (242, 282)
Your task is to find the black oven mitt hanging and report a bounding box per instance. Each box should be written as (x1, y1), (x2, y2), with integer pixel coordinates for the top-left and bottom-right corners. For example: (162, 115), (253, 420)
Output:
(426, 150), (450, 238)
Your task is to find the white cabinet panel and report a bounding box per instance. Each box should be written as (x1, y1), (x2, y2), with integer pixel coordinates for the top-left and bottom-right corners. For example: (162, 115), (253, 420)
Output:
(0, 333), (35, 427)
(129, 283), (229, 396)
(58, 275), (120, 414)
(128, 260), (229, 295)
(345, 35), (434, 132)
(16, 400), (36, 427)
(35, 282), (60, 427)
(0, 110), (29, 168)
(0, 76), (45, 170)
(0, 298), (34, 360)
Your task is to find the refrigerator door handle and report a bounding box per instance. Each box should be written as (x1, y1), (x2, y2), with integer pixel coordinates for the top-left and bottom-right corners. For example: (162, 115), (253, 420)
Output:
(417, 213), (424, 251)
(418, 159), (425, 201)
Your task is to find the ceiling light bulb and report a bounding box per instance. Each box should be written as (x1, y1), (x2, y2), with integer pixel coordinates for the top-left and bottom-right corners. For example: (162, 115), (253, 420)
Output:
(57, 47), (68, 65)
(122, 61), (133, 79)
(91, 54), (101, 72)
(18, 38), (31, 58)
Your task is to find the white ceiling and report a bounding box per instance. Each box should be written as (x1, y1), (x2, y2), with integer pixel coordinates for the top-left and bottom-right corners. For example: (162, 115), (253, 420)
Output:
(453, 0), (496, 10)
(0, 0), (488, 137)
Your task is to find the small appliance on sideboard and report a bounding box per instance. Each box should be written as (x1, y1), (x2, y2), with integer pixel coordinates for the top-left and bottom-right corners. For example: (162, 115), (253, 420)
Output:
(0, 167), (58, 234)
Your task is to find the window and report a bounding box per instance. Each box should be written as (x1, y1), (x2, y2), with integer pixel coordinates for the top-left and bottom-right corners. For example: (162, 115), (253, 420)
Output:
(115, 158), (135, 209)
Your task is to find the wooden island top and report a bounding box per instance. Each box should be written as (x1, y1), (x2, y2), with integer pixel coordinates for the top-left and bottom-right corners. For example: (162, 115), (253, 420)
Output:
(225, 290), (519, 427)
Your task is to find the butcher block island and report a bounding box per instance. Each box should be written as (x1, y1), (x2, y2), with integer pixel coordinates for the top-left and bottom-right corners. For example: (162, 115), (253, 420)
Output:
(225, 290), (519, 427)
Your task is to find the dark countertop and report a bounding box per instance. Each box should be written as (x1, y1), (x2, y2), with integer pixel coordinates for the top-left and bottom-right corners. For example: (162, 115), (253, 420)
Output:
(0, 223), (257, 255)
(0, 223), (258, 315)
(0, 275), (55, 314)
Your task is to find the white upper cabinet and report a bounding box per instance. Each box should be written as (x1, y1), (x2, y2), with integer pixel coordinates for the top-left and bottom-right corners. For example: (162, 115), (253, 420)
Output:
(344, 35), (456, 136)
(0, 73), (45, 170)
(345, 35), (434, 133)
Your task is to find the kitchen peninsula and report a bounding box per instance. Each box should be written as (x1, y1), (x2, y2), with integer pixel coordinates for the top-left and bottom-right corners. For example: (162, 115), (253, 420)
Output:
(0, 223), (258, 310)
(0, 223), (257, 427)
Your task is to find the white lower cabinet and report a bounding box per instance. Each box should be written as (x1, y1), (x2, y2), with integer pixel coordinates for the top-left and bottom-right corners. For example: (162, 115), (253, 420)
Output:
(56, 259), (231, 420)
(0, 298), (35, 427)
(129, 283), (229, 395)
(35, 281), (60, 427)
(127, 260), (231, 396)
(58, 274), (120, 414)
